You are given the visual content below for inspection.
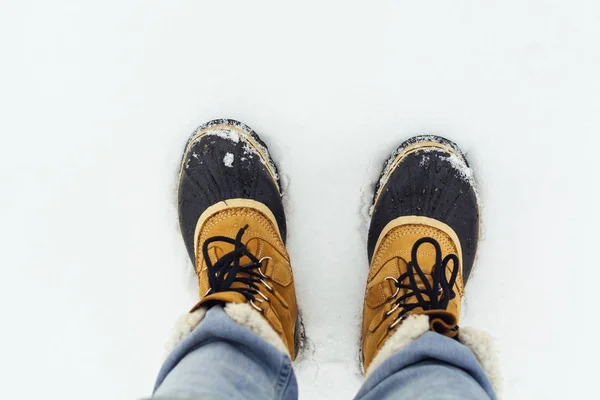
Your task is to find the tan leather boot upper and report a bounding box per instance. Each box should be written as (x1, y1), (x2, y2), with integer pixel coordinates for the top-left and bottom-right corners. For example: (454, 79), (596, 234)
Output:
(362, 216), (464, 372)
(190, 199), (299, 359)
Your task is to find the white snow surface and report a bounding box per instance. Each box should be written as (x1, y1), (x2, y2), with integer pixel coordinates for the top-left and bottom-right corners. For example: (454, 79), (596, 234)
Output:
(222, 152), (234, 168)
(1, 2), (599, 399)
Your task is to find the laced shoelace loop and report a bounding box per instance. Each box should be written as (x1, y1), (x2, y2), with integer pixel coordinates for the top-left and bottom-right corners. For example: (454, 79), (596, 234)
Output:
(202, 225), (270, 311)
(387, 237), (460, 329)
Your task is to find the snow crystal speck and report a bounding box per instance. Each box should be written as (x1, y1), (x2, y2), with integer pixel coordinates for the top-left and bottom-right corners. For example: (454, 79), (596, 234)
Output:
(242, 143), (256, 156)
(223, 152), (234, 168)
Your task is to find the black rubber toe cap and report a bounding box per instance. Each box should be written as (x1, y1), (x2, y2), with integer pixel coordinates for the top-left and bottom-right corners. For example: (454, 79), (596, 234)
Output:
(177, 120), (286, 264)
(368, 138), (479, 282)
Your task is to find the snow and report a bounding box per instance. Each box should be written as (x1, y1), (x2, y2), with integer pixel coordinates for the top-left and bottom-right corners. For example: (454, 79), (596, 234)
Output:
(443, 153), (480, 201)
(207, 129), (240, 144)
(1, 1), (599, 399)
(444, 153), (474, 182)
(222, 152), (234, 168)
(242, 143), (256, 158)
(242, 138), (280, 182)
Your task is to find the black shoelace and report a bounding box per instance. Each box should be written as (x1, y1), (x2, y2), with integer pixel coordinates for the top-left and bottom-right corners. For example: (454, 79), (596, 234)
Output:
(202, 225), (265, 301)
(390, 237), (459, 323)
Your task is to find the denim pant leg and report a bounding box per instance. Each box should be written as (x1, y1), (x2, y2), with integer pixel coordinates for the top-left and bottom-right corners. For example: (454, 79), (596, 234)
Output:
(356, 332), (496, 400)
(153, 306), (297, 400)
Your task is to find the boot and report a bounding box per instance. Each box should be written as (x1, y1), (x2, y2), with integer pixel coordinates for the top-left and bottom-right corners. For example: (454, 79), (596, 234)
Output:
(174, 119), (301, 359)
(362, 135), (481, 374)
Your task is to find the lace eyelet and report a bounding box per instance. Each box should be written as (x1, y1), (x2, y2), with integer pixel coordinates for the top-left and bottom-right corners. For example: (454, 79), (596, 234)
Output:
(385, 303), (400, 317)
(389, 313), (409, 330)
(257, 290), (270, 302)
(259, 256), (272, 263)
(250, 299), (264, 313)
(258, 257), (271, 280)
(384, 276), (400, 299)
(260, 278), (273, 291)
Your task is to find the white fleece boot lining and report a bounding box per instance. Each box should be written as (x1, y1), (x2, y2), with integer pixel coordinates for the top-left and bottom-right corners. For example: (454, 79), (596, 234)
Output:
(458, 327), (502, 396)
(164, 307), (207, 357)
(165, 307), (500, 395)
(365, 314), (501, 396)
(365, 314), (431, 377)
(224, 303), (289, 355)
(165, 303), (289, 358)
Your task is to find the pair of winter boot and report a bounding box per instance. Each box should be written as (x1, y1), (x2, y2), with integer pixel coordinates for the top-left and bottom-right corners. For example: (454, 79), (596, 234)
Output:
(173, 119), (483, 376)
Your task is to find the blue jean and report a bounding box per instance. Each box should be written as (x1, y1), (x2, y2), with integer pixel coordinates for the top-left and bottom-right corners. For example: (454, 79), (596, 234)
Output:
(153, 306), (495, 399)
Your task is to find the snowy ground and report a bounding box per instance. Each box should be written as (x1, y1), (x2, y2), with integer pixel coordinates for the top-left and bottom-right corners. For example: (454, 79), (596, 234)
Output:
(1, 1), (599, 399)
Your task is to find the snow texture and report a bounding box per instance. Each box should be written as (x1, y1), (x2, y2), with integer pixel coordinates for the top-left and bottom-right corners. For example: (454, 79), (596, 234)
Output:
(207, 129), (240, 144)
(242, 141), (280, 182)
(1, 2), (599, 399)
(222, 152), (234, 168)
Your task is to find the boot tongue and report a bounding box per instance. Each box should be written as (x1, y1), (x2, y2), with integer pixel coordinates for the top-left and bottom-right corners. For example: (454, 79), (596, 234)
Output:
(199, 237), (261, 304)
(227, 237), (260, 291)
(190, 291), (247, 312)
(244, 238), (259, 257)
(396, 249), (438, 305)
(421, 310), (459, 339)
(412, 241), (439, 276)
(395, 245), (460, 338)
(398, 240), (451, 305)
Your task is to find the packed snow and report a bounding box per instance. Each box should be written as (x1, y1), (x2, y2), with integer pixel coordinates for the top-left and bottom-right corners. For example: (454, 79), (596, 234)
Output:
(222, 152), (234, 168)
(206, 129), (240, 144)
(1, 1), (599, 399)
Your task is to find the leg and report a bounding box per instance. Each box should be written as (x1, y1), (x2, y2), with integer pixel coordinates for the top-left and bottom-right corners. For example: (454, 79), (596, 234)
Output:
(152, 119), (302, 398)
(361, 136), (500, 398)
(154, 306), (297, 399)
(356, 332), (494, 399)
